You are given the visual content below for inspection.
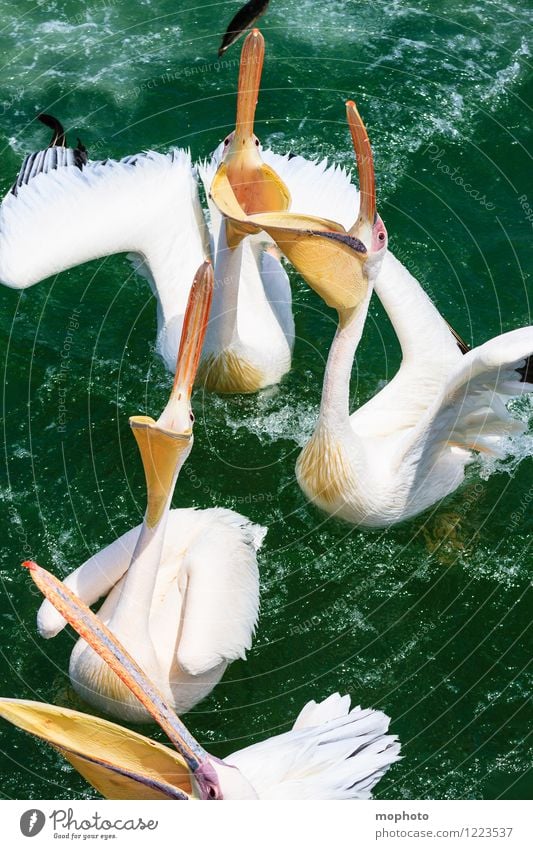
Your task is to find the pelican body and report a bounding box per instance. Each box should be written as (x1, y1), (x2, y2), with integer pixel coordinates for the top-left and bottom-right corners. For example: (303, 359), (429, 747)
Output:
(37, 263), (266, 721)
(210, 100), (533, 527)
(2, 562), (401, 801)
(0, 32), (360, 394)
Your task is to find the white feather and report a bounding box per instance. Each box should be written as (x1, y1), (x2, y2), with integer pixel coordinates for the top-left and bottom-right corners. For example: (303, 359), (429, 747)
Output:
(0, 147), (208, 372)
(225, 693), (400, 799)
(262, 149), (358, 226)
(37, 507), (265, 720)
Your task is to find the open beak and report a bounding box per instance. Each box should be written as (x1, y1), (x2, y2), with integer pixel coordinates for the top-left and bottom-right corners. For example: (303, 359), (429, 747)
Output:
(346, 100), (376, 244)
(0, 697), (195, 800)
(220, 29), (290, 240)
(211, 99), (378, 312)
(16, 560), (222, 800)
(130, 261), (214, 527)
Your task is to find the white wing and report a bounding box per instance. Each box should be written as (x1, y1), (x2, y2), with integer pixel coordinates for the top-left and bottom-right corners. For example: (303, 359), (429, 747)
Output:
(0, 145), (208, 368)
(176, 509), (265, 676)
(226, 692), (400, 800)
(198, 146), (358, 230)
(262, 150), (358, 226)
(36, 524), (141, 638)
(404, 327), (533, 482)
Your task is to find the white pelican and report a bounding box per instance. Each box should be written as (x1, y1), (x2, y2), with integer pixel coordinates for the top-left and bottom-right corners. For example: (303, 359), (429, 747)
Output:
(210, 100), (533, 527)
(0, 31), (355, 394)
(1, 560), (401, 800)
(197, 29), (361, 392)
(36, 262), (266, 722)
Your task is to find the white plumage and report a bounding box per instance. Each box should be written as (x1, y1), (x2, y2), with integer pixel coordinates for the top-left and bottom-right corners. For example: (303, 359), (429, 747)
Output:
(296, 231), (533, 526)
(223, 692), (401, 799)
(1, 139), (342, 391)
(37, 508), (265, 721)
(0, 146), (208, 373)
(34, 258), (267, 723)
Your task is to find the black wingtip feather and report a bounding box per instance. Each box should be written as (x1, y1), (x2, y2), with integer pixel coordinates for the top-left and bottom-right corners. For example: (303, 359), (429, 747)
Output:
(37, 113), (67, 147)
(218, 0), (269, 55)
(74, 138), (88, 169)
(445, 320), (471, 355)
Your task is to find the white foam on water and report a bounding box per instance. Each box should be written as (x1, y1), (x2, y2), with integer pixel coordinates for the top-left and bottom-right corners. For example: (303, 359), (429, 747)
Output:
(218, 395), (318, 448)
(259, 0), (532, 198)
(0, 0), (184, 129)
(476, 396), (533, 481)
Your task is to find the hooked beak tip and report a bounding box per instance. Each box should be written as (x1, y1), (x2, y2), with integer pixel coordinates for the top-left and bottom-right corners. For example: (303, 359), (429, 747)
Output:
(22, 560), (37, 571)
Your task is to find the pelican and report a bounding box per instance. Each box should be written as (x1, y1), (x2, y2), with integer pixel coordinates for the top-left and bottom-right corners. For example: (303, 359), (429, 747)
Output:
(0, 30), (355, 393)
(197, 29), (365, 392)
(1, 561), (401, 800)
(210, 100), (533, 527)
(36, 262), (266, 722)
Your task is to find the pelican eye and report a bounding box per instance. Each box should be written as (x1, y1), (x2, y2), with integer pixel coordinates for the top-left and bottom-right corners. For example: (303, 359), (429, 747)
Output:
(224, 137), (230, 146)
(189, 412), (195, 423)
(378, 232), (385, 242)
(255, 138), (260, 146)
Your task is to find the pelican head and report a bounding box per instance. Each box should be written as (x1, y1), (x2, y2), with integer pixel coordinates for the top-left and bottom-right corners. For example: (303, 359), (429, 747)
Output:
(210, 99), (386, 315)
(130, 260), (214, 527)
(216, 28), (290, 228)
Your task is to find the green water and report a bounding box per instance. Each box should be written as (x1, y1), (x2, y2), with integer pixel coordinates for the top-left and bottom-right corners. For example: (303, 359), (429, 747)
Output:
(0, 0), (532, 800)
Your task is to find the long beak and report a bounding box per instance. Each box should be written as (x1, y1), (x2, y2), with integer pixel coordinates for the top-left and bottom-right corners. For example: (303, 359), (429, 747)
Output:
(163, 259), (214, 422)
(210, 169), (370, 311)
(0, 697), (195, 800)
(222, 29), (290, 228)
(22, 560), (222, 800)
(235, 28), (264, 140)
(129, 261), (214, 527)
(346, 100), (376, 237)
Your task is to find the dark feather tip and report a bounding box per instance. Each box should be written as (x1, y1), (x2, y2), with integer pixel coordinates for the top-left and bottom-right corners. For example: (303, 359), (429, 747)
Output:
(218, 0), (269, 55)
(37, 113), (67, 147)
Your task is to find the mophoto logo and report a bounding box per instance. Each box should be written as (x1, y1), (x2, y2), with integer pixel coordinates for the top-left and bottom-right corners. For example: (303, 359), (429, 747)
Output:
(20, 809), (46, 837)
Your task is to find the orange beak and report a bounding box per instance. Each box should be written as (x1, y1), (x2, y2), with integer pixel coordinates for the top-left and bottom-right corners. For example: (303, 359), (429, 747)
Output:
(129, 261), (214, 527)
(346, 100), (376, 239)
(222, 29), (291, 225)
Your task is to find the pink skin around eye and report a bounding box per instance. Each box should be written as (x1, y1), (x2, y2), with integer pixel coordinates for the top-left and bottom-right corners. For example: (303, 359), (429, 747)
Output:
(371, 215), (388, 253)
